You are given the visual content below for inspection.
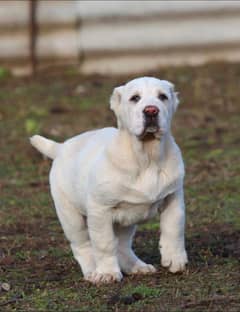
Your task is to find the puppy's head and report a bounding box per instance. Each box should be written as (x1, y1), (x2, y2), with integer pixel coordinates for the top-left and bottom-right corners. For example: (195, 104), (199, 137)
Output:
(110, 77), (179, 139)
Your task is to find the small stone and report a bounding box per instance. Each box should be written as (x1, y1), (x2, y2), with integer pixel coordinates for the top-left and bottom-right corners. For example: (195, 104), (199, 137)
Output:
(74, 85), (87, 95)
(39, 250), (48, 260)
(1, 282), (11, 291)
(107, 294), (120, 305)
(122, 295), (134, 305)
(132, 292), (143, 300)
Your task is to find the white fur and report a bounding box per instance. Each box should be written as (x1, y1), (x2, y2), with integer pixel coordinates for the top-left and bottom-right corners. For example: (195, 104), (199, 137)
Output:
(30, 77), (188, 284)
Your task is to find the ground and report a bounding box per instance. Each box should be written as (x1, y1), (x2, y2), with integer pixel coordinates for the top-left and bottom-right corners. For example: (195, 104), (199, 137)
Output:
(0, 62), (240, 312)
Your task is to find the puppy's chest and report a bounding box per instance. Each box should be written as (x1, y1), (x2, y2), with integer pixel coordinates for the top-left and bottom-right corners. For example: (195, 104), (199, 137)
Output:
(112, 200), (161, 226)
(112, 166), (181, 226)
(128, 165), (181, 203)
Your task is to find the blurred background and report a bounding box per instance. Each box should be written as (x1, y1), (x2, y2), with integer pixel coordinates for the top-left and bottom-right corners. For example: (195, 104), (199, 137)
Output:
(1, 0), (240, 76)
(1, 1), (240, 310)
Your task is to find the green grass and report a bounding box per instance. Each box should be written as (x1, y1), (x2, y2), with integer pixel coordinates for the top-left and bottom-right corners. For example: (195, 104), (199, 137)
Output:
(1, 62), (240, 311)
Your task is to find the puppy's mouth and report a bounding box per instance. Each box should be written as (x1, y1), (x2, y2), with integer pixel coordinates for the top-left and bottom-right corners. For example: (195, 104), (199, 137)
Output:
(139, 117), (161, 140)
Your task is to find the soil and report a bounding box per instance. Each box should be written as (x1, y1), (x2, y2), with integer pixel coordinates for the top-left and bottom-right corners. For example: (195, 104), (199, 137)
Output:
(0, 61), (240, 311)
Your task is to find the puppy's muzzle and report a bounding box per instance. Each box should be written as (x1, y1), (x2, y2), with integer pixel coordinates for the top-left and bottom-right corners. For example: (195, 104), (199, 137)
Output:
(143, 106), (159, 133)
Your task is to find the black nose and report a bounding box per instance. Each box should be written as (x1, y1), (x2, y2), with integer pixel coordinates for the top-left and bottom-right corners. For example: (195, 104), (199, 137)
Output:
(143, 106), (159, 117)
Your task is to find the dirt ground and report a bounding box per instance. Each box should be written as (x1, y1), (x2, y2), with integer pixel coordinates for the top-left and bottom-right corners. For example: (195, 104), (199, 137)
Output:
(0, 62), (240, 311)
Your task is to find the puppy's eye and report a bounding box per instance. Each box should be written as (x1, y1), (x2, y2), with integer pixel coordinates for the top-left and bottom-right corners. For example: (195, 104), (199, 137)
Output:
(130, 94), (141, 103)
(158, 93), (168, 101)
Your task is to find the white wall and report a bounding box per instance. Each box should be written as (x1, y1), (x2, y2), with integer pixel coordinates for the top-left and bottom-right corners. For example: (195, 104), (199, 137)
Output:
(75, 1), (240, 19)
(1, 0), (240, 74)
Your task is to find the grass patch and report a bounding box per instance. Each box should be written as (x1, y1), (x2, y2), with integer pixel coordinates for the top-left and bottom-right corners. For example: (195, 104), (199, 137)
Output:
(1, 62), (240, 311)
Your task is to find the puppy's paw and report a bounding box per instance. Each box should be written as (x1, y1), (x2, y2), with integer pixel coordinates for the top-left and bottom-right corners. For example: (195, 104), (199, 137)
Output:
(131, 263), (157, 275)
(161, 248), (188, 273)
(127, 261), (157, 275)
(85, 271), (123, 284)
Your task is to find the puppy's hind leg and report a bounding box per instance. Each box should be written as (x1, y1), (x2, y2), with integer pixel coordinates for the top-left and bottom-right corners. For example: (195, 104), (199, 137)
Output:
(115, 225), (156, 275)
(51, 187), (96, 278)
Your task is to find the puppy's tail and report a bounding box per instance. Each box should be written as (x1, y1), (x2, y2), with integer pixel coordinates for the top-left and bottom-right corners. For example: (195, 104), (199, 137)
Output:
(30, 135), (61, 160)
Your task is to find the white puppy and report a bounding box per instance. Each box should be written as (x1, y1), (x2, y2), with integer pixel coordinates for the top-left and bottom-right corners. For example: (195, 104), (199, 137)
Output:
(30, 77), (188, 284)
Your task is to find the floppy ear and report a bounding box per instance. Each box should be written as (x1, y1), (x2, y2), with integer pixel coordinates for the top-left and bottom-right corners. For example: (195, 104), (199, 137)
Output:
(171, 87), (179, 112)
(110, 86), (124, 113)
(162, 80), (179, 112)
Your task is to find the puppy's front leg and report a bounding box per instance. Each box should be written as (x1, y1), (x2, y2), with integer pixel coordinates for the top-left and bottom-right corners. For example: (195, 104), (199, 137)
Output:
(116, 225), (156, 275)
(86, 200), (122, 284)
(159, 189), (188, 273)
